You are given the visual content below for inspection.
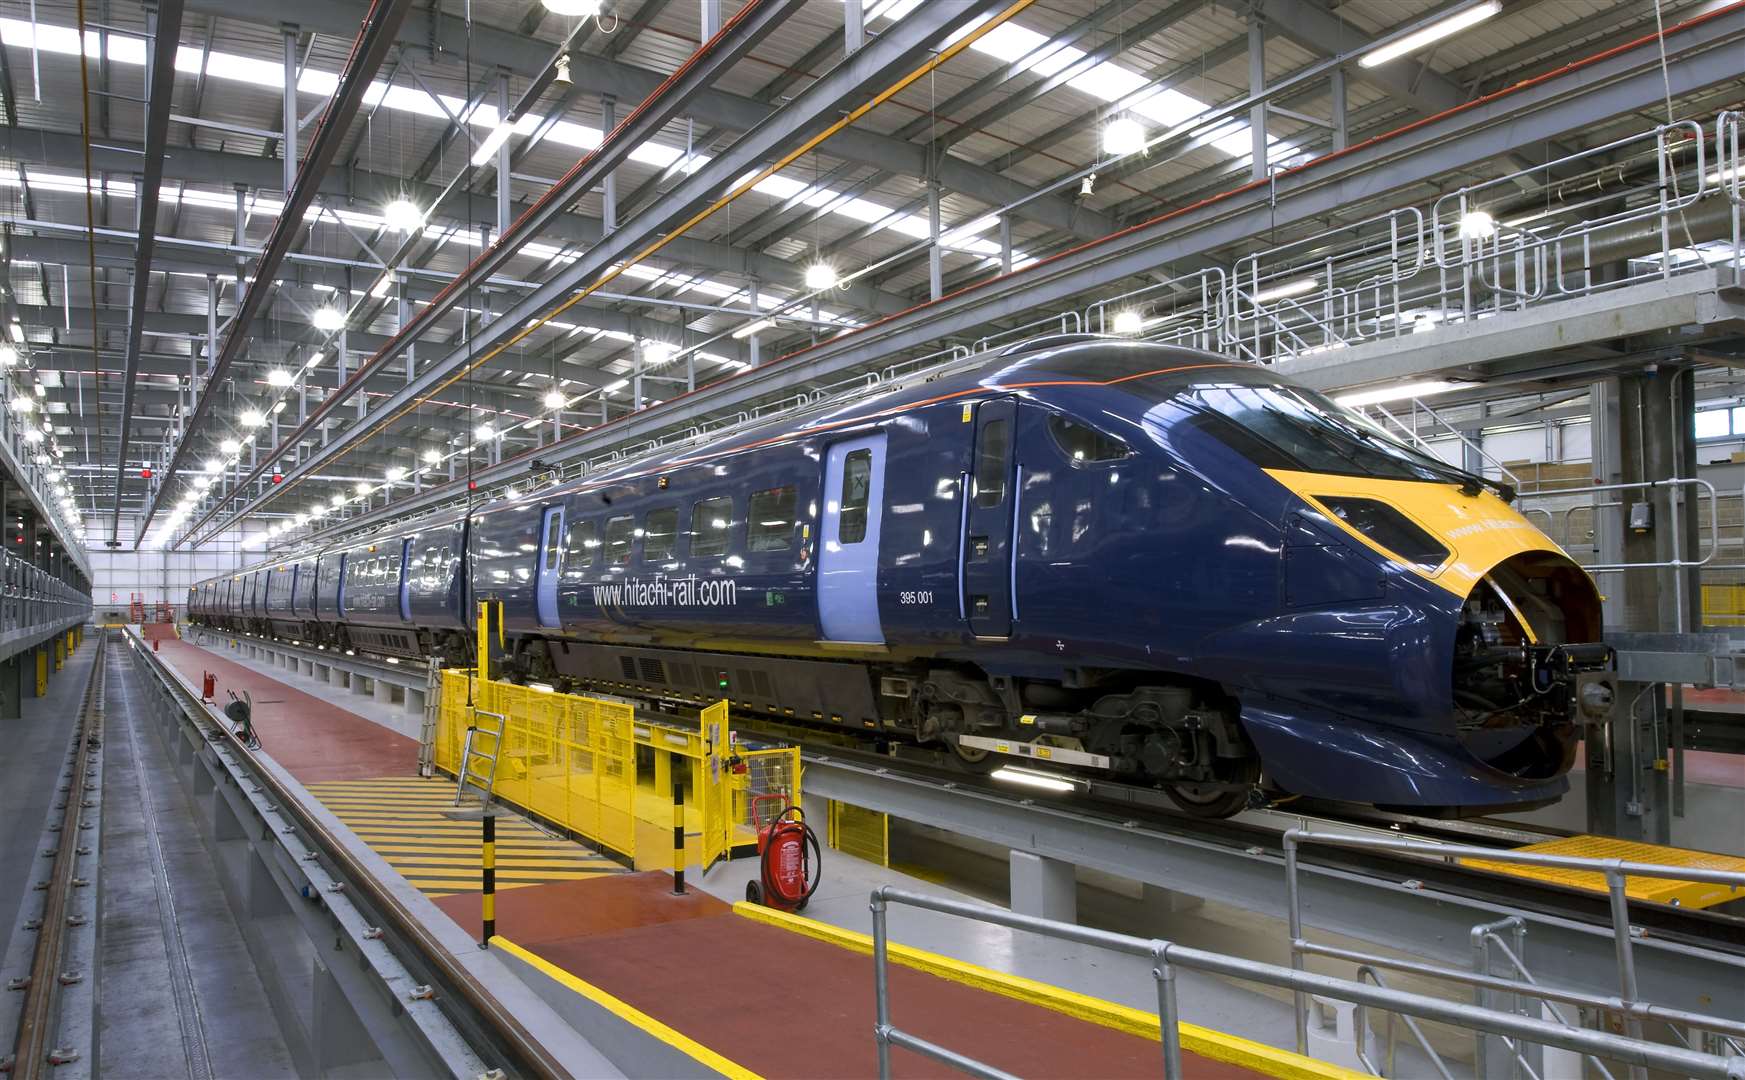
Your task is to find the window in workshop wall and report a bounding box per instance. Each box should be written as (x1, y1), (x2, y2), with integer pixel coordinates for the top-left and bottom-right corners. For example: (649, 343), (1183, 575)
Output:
(1695, 407), (1737, 440)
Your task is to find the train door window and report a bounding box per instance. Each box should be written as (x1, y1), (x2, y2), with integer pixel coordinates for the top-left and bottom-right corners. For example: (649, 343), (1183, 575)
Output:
(974, 419), (1009, 507)
(748, 486), (797, 552)
(691, 496), (733, 557)
(565, 521), (597, 568)
(1048, 414), (1131, 464)
(543, 512), (564, 572)
(644, 508), (678, 562)
(839, 450), (873, 544)
(605, 515), (635, 564)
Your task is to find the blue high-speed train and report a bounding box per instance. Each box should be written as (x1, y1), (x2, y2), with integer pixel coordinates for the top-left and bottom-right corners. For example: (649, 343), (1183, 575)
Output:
(189, 336), (1607, 817)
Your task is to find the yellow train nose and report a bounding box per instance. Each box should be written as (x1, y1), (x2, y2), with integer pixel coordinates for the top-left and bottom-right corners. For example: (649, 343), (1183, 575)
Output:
(1265, 468), (1574, 601)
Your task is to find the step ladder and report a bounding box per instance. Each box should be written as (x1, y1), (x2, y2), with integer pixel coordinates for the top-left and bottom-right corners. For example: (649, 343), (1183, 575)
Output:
(415, 661), (443, 778)
(454, 709), (507, 807)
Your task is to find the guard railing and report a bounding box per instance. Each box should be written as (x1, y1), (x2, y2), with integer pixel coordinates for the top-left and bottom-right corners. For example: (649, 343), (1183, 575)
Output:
(870, 884), (1743, 1080)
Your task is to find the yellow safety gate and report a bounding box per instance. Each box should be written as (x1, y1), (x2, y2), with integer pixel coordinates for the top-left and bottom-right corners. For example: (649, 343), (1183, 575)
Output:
(434, 671), (800, 872)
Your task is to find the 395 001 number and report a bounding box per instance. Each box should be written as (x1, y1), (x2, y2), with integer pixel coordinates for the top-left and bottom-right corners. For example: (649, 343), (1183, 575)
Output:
(897, 590), (935, 605)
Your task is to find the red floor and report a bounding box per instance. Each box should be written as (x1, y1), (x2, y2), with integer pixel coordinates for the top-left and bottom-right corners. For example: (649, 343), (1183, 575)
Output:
(437, 875), (1261, 1080)
(153, 638), (417, 783)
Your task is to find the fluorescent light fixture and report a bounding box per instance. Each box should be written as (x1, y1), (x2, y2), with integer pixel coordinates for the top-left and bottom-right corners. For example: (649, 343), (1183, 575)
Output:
(7, 396), (32, 414)
(22, 429), (41, 444)
(803, 262), (837, 290)
(1079, 172), (1096, 197)
(1101, 115), (1146, 156)
(240, 409), (264, 428)
(355, 482), (373, 497)
(1254, 278), (1317, 303)
(203, 458), (222, 474)
(422, 448), (442, 464)
(1334, 379), (1471, 408)
(0, 344), (16, 366)
(309, 504), (327, 519)
(381, 198), (424, 232)
(385, 466), (407, 483)
(732, 319), (774, 339)
(1111, 309), (1143, 335)
(1360, 1), (1500, 68)
(331, 494), (346, 509)
(1458, 210), (1497, 241)
(543, 389), (565, 409)
(294, 513), (309, 527)
(475, 421), (495, 440)
(989, 766), (1078, 794)
(541, 0), (601, 15)
(312, 306), (347, 332)
(266, 368), (293, 387)
(643, 341), (676, 366)
(219, 438), (240, 454)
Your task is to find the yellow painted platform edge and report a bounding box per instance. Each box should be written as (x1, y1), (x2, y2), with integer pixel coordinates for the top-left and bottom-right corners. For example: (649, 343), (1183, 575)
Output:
(731, 902), (1363, 1080)
(488, 935), (762, 1080)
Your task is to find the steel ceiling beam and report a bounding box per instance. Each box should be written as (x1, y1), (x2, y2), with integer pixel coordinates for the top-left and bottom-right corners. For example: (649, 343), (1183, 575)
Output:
(181, 0), (1110, 242)
(135, 0), (413, 547)
(235, 0), (1745, 547)
(183, 0), (1014, 547)
(110, 0), (186, 545)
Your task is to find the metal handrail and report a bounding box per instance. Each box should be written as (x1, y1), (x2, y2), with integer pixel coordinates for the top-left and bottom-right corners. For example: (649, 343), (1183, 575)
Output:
(1284, 829), (1745, 1080)
(871, 885), (1745, 1080)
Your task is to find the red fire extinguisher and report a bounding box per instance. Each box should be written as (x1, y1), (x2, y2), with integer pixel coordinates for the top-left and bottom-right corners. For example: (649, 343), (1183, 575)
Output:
(747, 806), (821, 912)
(201, 670), (217, 703)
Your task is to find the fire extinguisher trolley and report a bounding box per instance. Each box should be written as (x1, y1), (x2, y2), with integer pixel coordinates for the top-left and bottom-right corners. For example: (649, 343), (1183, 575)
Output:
(746, 804), (822, 912)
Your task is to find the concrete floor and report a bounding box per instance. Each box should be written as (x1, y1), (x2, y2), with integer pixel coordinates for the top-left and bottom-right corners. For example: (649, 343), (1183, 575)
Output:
(0, 642), (97, 973)
(97, 639), (296, 1079)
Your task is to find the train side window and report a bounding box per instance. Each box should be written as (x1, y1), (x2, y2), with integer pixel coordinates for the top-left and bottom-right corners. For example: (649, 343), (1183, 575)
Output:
(691, 496), (733, 558)
(565, 521), (597, 568)
(1048, 414), (1130, 464)
(543, 513), (564, 571)
(644, 508), (678, 562)
(748, 486), (798, 552)
(974, 419), (1009, 507)
(604, 516), (635, 565)
(839, 450), (872, 544)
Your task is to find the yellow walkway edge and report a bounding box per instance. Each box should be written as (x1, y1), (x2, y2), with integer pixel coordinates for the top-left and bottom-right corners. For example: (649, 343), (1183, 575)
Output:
(732, 901), (1365, 1080)
(488, 935), (762, 1080)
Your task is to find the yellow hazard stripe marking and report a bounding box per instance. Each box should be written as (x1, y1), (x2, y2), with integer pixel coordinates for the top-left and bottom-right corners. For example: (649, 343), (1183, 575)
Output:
(732, 903), (1364, 1080)
(300, 779), (625, 896)
(490, 936), (761, 1080)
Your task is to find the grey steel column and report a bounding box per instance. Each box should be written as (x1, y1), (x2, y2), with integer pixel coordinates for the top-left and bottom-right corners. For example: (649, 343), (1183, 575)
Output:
(1330, 66), (1347, 153)
(601, 96), (617, 235)
(999, 216), (1012, 276)
(927, 175), (943, 300)
(496, 75), (511, 236)
(700, 0), (720, 38)
(844, 0), (864, 53)
(282, 28), (298, 194)
(398, 286), (414, 384)
(747, 277), (761, 367)
(1248, 15), (1267, 181)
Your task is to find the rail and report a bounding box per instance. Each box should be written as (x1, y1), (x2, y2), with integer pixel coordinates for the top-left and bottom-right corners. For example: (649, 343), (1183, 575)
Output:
(1283, 828), (1745, 1080)
(869, 885), (1743, 1080)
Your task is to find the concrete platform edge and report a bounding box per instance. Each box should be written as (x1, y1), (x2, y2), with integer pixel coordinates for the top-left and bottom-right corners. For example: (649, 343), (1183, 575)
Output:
(489, 935), (757, 1080)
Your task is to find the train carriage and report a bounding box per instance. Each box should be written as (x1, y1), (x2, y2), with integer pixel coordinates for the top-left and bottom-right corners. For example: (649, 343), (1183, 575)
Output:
(191, 337), (1608, 817)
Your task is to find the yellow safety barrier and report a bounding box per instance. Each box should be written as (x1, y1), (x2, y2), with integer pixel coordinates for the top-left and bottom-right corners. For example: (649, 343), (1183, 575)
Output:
(1702, 583), (1745, 626)
(434, 672), (801, 872)
(828, 800), (890, 868)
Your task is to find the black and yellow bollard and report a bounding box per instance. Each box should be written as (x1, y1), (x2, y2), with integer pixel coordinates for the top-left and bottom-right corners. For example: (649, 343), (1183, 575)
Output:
(672, 775), (686, 896)
(481, 812), (496, 945)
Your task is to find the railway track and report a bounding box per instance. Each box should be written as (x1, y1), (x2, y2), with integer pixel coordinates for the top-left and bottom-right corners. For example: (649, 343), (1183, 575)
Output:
(2, 631), (105, 1079)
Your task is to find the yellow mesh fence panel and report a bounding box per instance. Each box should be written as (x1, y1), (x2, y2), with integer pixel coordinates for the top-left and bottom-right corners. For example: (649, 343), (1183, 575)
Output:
(1703, 583), (1745, 626)
(828, 799), (889, 867)
(732, 746), (802, 849)
(435, 671), (639, 860)
(700, 701), (731, 870)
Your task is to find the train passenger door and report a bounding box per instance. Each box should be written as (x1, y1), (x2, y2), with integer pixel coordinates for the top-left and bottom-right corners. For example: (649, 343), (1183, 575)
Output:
(818, 433), (887, 643)
(398, 539), (413, 622)
(961, 397), (1019, 638)
(536, 505), (565, 628)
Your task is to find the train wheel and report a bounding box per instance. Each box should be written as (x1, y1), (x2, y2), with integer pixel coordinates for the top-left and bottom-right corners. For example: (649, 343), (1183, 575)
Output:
(1164, 758), (1260, 819)
(947, 735), (995, 773)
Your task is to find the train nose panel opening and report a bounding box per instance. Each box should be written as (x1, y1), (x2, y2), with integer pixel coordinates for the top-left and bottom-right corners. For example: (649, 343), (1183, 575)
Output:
(1452, 552), (1604, 780)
